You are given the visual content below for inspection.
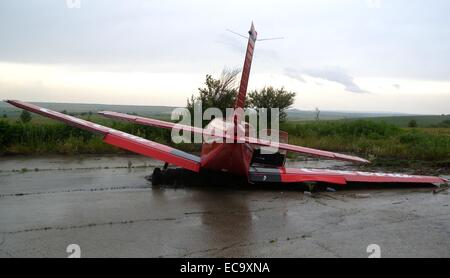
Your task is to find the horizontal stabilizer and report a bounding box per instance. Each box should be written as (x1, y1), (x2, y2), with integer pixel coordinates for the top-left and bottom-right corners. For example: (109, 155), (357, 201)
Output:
(99, 110), (369, 164)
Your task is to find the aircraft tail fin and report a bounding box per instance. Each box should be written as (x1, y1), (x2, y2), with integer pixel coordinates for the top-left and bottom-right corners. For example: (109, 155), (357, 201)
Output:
(234, 22), (257, 109)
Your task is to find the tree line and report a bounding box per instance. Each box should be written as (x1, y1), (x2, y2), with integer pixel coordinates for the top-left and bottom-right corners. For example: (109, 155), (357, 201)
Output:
(187, 68), (296, 122)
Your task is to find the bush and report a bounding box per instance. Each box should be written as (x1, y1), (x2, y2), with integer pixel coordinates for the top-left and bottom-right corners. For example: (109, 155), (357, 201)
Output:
(408, 119), (418, 128)
(20, 110), (32, 123)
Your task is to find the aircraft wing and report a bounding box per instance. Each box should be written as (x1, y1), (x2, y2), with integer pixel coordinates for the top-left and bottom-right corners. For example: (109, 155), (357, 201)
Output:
(5, 100), (201, 172)
(249, 166), (448, 185)
(99, 111), (369, 164)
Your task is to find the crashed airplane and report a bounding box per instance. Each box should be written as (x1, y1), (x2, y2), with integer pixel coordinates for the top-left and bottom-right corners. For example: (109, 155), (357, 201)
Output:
(5, 23), (447, 188)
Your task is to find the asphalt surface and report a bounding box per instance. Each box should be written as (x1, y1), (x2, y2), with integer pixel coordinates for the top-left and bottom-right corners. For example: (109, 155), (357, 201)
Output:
(0, 155), (449, 257)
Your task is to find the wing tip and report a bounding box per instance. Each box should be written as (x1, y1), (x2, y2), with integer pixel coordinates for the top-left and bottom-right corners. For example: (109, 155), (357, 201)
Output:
(355, 157), (371, 164)
(4, 99), (21, 107)
(334, 153), (370, 164)
(355, 158), (370, 164)
(98, 111), (119, 115)
(98, 111), (117, 116)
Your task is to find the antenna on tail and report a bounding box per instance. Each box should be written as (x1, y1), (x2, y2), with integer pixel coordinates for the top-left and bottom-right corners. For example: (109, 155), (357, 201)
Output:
(226, 30), (284, 41)
(226, 23), (283, 110)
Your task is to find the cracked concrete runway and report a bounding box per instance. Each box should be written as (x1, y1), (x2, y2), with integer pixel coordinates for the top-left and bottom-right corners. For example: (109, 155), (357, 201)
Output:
(0, 155), (449, 257)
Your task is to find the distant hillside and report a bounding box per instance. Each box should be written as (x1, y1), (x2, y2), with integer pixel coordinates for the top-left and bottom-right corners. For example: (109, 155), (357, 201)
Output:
(1, 101), (447, 127)
(351, 115), (450, 127)
(0, 102), (176, 118)
(286, 108), (407, 121)
(1, 101), (408, 119)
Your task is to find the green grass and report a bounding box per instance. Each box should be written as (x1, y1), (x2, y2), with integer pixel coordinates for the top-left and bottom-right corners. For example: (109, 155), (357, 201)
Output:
(0, 118), (198, 156)
(1, 117), (449, 167)
(281, 120), (450, 163)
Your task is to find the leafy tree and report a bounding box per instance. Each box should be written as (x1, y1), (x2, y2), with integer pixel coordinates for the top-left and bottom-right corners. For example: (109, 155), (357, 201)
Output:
(187, 70), (296, 128)
(314, 107), (320, 121)
(408, 119), (418, 128)
(247, 86), (296, 122)
(20, 110), (32, 124)
(0, 120), (9, 147)
(2, 114), (7, 118)
(187, 68), (240, 120)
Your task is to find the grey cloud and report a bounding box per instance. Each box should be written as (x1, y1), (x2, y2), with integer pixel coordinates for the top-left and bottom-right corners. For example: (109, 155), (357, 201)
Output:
(285, 67), (370, 94)
(303, 67), (370, 94)
(1, 1), (450, 81)
(217, 33), (278, 60)
(217, 34), (245, 55)
(283, 67), (306, 83)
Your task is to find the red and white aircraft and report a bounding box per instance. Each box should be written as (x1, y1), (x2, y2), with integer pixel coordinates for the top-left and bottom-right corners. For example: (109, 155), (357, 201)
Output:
(5, 23), (447, 187)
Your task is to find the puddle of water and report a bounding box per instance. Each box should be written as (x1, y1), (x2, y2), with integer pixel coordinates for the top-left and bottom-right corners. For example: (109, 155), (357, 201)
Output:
(0, 154), (161, 172)
(0, 154), (448, 181)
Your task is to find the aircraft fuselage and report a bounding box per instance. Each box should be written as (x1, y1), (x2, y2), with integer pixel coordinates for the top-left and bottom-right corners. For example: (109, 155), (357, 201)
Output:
(200, 117), (255, 177)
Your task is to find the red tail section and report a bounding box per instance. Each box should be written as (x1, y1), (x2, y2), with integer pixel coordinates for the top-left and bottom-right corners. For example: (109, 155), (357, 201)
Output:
(234, 22), (257, 109)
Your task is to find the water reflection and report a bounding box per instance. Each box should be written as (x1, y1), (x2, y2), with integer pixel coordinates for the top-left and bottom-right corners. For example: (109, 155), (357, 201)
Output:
(150, 176), (253, 257)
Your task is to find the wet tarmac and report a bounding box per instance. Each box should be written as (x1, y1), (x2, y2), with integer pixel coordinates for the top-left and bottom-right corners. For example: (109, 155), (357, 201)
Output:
(0, 155), (449, 257)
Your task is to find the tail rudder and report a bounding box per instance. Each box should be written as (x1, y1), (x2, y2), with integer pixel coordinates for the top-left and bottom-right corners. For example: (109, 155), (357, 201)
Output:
(234, 22), (257, 109)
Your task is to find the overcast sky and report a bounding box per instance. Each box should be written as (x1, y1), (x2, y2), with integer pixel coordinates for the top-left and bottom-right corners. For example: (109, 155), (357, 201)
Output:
(1, 0), (449, 114)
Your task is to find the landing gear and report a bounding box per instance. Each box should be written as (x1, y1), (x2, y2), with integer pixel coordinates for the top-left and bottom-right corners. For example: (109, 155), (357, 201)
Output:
(150, 162), (169, 185)
(151, 167), (162, 185)
(304, 182), (317, 193)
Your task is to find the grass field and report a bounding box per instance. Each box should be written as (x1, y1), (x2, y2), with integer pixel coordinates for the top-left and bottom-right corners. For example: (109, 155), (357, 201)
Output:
(280, 121), (450, 166)
(1, 117), (449, 168)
